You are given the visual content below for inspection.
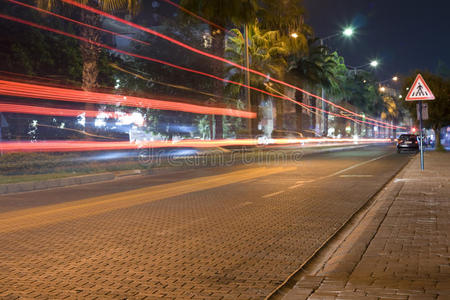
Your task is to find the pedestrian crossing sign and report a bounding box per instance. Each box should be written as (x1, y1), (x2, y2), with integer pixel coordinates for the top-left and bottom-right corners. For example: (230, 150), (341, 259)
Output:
(405, 74), (435, 101)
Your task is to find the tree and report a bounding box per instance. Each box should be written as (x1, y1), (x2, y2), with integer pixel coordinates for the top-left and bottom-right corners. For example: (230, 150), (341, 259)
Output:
(289, 39), (338, 135)
(179, 0), (259, 139)
(402, 72), (450, 149)
(37, 0), (140, 91)
(35, 0), (140, 138)
(258, 0), (311, 61)
(258, 0), (310, 134)
(226, 23), (290, 136)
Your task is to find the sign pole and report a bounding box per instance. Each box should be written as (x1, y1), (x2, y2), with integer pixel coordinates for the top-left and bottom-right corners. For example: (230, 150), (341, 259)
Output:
(419, 100), (424, 170)
(405, 74), (434, 170)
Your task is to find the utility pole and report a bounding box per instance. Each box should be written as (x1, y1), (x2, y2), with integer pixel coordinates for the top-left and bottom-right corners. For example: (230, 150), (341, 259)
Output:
(320, 39), (327, 136)
(244, 24), (252, 137)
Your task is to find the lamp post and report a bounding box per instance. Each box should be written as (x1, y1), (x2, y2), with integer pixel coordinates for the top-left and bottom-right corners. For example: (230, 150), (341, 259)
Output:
(244, 24), (252, 137)
(377, 76), (401, 139)
(316, 27), (354, 136)
(347, 60), (379, 137)
(349, 60), (379, 75)
(377, 76), (399, 85)
(319, 26), (354, 46)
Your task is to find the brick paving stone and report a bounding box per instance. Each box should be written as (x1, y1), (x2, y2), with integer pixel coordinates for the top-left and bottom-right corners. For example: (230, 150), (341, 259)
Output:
(284, 152), (450, 300)
(0, 147), (415, 299)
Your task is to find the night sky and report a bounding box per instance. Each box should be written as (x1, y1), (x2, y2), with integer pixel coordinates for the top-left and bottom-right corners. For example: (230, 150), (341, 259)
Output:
(303, 0), (450, 80)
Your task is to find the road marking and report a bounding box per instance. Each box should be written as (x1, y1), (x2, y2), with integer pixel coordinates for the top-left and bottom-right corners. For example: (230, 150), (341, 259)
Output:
(394, 178), (418, 182)
(339, 175), (374, 178)
(262, 191), (285, 198)
(288, 184), (304, 189)
(0, 166), (296, 233)
(321, 152), (393, 179)
(236, 201), (253, 208)
(296, 180), (315, 184)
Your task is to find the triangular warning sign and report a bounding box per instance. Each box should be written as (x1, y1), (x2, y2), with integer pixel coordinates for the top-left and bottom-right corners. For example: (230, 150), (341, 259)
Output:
(405, 74), (435, 101)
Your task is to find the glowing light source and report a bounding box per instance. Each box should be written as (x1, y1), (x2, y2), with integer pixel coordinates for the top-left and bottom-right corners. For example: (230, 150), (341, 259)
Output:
(379, 86), (386, 92)
(370, 60), (379, 67)
(392, 76), (399, 81)
(291, 33), (299, 38)
(343, 27), (354, 37)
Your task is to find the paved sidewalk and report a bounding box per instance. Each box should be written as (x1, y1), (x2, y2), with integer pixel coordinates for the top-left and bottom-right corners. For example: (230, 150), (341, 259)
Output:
(283, 151), (450, 300)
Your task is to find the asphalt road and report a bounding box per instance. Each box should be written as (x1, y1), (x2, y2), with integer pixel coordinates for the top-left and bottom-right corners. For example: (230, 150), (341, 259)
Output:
(0, 144), (413, 299)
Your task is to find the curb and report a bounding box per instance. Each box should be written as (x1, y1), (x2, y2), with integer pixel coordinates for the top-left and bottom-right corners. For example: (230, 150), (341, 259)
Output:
(265, 152), (415, 300)
(0, 173), (115, 195)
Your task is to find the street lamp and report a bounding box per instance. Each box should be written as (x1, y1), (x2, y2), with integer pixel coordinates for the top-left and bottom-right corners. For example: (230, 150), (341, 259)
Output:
(319, 26), (355, 45)
(290, 32), (299, 39)
(378, 76), (399, 85)
(349, 60), (379, 75)
(316, 26), (355, 136)
(343, 27), (354, 37)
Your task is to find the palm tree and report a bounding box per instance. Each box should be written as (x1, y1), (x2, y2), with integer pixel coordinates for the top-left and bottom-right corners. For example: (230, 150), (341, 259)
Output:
(257, 0), (310, 135)
(37, 0), (140, 91)
(380, 95), (399, 138)
(179, 0), (258, 139)
(37, 0), (140, 137)
(289, 39), (338, 135)
(226, 23), (290, 136)
(258, 0), (311, 61)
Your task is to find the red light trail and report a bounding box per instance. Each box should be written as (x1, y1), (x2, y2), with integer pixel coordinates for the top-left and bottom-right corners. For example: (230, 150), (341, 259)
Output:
(0, 102), (98, 118)
(0, 79), (256, 119)
(0, 12), (403, 130)
(0, 103), (143, 122)
(60, 0), (402, 129)
(5, 0), (150, 47)
(0, 138), (391, 153)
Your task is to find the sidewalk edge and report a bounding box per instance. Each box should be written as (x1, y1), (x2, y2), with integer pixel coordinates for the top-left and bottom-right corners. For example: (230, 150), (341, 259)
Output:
(265, 153), (416, 300)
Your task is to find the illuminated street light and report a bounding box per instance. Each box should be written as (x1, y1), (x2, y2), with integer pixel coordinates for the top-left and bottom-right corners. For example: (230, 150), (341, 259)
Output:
(349, 59), (379, 75)
(378, 76), (400, 85)
(319, 26), (355, 45)
(291, 32), (298, 39)
(343, 27), (354, 37)
(399, 95), (403, 99)
(379, 86), (386, 92)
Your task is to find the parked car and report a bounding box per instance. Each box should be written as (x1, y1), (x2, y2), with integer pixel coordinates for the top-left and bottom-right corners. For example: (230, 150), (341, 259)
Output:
(397, 134), (419, 153)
